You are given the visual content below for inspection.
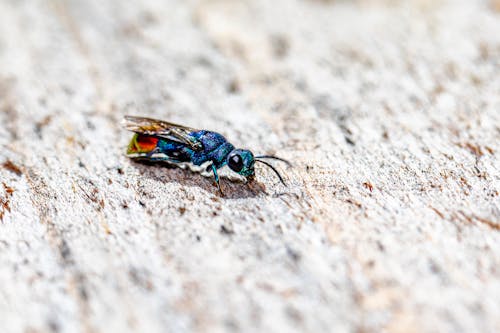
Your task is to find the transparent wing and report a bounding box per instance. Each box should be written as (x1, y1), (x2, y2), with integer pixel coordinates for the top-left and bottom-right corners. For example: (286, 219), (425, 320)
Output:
(123, 115), (203, 151)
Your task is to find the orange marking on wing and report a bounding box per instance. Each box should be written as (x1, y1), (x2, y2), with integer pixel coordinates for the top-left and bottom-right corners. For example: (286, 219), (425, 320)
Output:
(128, 134), (159, 154)
(136, 135), (158, 152)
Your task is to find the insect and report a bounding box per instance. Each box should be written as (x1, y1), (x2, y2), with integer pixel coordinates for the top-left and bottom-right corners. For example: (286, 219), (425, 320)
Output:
(123, 116), (290, 194)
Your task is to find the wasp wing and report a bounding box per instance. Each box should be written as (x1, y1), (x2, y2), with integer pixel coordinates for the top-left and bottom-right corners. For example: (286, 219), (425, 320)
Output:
(123, 115), (203, 151)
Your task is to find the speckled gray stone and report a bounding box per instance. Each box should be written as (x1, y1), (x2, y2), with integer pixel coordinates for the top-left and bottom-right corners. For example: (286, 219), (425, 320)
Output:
(0, 0), (499, 332)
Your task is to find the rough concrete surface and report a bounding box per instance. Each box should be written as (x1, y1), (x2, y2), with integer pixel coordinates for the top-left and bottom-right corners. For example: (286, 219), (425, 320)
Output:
(0, 0), (499, 332)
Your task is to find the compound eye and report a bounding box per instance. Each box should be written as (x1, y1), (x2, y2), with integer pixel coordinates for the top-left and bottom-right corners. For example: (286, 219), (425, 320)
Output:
(228, 154), (244, 172)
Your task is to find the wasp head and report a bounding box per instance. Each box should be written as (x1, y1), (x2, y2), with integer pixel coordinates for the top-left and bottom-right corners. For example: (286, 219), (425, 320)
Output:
(227, 149), (255, 178)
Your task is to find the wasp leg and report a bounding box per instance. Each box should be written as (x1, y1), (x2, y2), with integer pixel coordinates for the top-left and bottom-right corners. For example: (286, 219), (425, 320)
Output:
(140, 157), (170, 162)
(133, 149), (183, 164)
(145, 148), (161, 159)
(139, 149), (180, 163)
(210, 164), (223, 195)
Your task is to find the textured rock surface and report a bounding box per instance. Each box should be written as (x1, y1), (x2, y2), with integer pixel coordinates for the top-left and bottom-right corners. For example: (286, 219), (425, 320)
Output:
(0, 0), (499, 332)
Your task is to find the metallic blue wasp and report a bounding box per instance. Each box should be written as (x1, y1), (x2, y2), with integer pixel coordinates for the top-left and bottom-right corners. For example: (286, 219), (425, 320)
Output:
(123, 116), (290, 194)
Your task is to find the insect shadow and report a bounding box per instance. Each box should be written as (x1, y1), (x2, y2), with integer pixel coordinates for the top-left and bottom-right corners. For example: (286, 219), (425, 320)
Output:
(130, 160), (267, 199)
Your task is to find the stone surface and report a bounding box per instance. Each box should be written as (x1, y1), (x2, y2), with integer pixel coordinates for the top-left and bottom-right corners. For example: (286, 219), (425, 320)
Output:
(0, 0), (499, 332)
